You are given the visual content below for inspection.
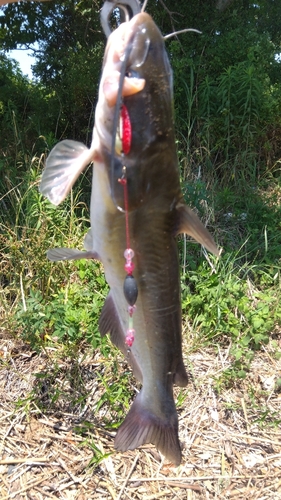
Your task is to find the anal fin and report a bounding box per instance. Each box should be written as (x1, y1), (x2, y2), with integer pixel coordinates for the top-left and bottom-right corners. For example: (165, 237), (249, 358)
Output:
(99, 293), (142, 382)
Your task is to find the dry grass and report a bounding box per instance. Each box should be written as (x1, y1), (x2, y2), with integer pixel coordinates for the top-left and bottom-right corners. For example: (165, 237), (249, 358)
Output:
(1, 327), (281, 500)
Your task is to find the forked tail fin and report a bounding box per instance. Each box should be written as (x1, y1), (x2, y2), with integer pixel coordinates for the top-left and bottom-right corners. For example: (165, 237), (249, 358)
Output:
(114, 391), (181, 465)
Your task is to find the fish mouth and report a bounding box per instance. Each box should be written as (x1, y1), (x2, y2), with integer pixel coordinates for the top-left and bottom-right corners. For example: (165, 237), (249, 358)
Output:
(98, 12), (173, 211)
(102, 13), (164, 107)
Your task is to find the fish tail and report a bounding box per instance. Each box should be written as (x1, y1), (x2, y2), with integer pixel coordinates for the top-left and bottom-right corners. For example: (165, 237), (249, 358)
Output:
(114, 392), (181, 465)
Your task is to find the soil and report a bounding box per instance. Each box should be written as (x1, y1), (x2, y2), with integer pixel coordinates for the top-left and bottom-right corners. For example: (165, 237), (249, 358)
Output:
(1, 329), (281, 499)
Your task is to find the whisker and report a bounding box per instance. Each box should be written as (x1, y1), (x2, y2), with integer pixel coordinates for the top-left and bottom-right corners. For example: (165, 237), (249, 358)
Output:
(141, 0), (148, 12)
(164, 28), (202, 40)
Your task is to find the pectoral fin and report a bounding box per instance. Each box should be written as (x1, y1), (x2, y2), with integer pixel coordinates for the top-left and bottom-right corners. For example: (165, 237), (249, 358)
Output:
(39, 140), (97, 206)
(175, 203), (219, 256)
(47, 248), (99, 261)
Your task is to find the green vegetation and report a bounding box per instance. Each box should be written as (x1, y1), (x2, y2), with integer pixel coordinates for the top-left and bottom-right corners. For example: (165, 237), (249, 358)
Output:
(1, 0), (281, 429)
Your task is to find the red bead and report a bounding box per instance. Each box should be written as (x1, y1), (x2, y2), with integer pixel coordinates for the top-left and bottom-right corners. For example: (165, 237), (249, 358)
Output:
(125, 260), (135, 274)
(128, 305), (136, 316)
(118, 177), (127, 186)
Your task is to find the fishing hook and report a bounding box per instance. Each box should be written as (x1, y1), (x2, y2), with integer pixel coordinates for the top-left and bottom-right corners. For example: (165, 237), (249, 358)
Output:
(101, 0), (141, 37)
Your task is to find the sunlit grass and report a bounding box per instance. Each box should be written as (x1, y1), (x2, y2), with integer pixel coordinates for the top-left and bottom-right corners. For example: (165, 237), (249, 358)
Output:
(1, 149), (281, 407)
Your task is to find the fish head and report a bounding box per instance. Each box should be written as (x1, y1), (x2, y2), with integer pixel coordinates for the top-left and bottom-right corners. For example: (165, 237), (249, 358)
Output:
(124, 12), (174, 146)
(95, 12), (178, 212)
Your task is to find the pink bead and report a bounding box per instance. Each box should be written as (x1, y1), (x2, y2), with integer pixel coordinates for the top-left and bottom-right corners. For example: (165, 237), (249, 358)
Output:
(128, 305), (136, 316)
(125, 329), (135, 347)
(124, 248), (134, 260)
(125, 260), (135, 274)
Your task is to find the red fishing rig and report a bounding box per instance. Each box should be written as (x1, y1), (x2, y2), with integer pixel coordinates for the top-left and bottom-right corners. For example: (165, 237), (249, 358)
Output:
(118, 106), (138, 349)
(101, 0), (202, 350)
(100, 0), (142, 350)
(100, 0), (201, 349)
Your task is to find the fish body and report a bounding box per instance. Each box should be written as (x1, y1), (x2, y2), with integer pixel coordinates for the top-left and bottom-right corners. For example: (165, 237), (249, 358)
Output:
(40, 12), (218, 465)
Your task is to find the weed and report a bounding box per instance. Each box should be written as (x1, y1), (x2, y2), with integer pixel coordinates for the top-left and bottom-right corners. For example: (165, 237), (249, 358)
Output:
(94, 363), (136, 428)
(15, 260), (108, 351)
(2, 148), (281, 425)
(181, 237), (281, 385)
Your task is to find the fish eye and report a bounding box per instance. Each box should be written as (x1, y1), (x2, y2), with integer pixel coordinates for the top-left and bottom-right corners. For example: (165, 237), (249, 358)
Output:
(125, 69), (140, 79)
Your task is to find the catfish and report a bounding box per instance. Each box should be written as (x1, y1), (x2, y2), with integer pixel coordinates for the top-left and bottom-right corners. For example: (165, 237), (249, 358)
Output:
(39, 11), (218, 465)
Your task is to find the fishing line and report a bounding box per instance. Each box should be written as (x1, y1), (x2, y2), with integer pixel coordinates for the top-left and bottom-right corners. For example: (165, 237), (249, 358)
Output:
(119, 173), (138, 349)
(105, 4), (139, 349)
(113, 48), (139, 348)
(118, 171), (130, 250)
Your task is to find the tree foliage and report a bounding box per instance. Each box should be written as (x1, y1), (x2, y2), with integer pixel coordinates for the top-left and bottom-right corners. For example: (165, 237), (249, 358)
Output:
(0, 0), (281, 180)
(1, 0), (104, 143)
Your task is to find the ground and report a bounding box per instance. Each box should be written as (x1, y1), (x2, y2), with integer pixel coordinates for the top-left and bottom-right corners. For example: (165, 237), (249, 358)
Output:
(1, 328), (281, 500)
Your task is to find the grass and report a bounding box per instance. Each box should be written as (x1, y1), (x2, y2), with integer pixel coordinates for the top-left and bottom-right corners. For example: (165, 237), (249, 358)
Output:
(1, 148), (281, 498)
(1, 148), (281, 389)
(180, 174), (281, 388)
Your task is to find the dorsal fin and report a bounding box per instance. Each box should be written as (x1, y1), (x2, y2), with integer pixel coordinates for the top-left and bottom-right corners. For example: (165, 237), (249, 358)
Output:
(175, 203), (219, 256)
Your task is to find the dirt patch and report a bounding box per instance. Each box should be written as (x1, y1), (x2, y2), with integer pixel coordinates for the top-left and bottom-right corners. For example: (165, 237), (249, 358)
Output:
(1, 331), (281, 499)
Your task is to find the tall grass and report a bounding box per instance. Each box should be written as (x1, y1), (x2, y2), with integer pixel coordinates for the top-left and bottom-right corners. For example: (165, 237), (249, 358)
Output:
(1, 135), (281, 390)
(2, 53), (281, 379)
(175, 61), (281, 187)
(0, 149), (108, 352)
